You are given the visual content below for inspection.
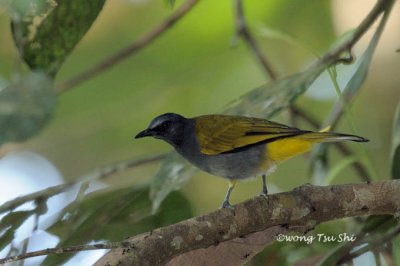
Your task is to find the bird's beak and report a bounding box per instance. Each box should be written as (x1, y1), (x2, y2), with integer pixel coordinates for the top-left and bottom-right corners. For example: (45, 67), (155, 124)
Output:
(135, 129), (152, 139)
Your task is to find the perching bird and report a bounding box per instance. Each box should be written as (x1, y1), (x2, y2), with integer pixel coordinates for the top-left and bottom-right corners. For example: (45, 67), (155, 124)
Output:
(135, 113), (368, 208)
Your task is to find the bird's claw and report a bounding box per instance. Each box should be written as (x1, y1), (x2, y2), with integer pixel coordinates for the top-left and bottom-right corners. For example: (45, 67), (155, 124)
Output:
(259, 188), (268, 197)
(220, 201), (234, 209)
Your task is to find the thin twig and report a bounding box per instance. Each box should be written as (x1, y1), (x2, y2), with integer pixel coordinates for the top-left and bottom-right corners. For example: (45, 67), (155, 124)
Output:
(338, 225), (400, 264)
(291, 105), (371, 181)
(301, 0), (395, 131)
(233, 0), (304, 130)
(317, 215), (395, 265)
(0, 242), (124, 265)
(56, 0), (199, 93)
(57, 154), (166, 219)
(231, 0), (386, 181)
(310, 0), (395, 183)
(0, 183), (72, 214)
(79, 154), (166, 182)
(292, 0), (394, 136)
(324, 0), (393, 131)
(233, 0), (277, 80)
(313, 0), (393, 68)
(0, 154), (165, 214)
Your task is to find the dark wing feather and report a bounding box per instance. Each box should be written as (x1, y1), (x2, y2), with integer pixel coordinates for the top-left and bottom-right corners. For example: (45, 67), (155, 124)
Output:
(194, 115), (308, 155)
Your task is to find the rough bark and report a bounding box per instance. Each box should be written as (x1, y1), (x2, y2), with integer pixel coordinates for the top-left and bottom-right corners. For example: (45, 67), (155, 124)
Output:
(95, 180), (400, 265)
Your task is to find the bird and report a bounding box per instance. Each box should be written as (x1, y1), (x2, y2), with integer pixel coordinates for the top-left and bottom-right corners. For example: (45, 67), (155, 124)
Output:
(135, 113), (368, 208)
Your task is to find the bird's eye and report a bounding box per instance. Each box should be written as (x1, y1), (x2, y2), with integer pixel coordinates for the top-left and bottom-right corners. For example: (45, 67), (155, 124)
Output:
(153, 121), (170, 132)
(161, 121), (170, 130)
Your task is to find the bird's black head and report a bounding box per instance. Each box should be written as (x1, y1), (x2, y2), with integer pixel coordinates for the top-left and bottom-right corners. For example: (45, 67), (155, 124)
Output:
(135, 113), (189, 147)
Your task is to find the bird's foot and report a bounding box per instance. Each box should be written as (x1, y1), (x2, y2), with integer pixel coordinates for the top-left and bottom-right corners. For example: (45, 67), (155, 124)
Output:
(259, 187), (268, 197)
(220, 200), (234, 209)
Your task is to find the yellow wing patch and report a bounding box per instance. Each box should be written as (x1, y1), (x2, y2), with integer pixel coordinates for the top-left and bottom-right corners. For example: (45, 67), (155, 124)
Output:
(267, 138), (312, 162)
(194, 115), (306, 155)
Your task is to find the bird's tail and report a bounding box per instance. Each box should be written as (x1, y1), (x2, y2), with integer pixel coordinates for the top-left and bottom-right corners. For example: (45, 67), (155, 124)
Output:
(267, 127), (368, 162)
(298, 129), (369, 143)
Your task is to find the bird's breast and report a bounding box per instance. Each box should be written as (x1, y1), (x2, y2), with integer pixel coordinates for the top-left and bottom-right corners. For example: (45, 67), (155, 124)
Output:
(176, 135), (274, 179)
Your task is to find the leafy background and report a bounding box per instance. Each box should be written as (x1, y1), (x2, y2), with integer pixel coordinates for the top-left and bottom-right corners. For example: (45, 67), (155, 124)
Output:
(0, 0), (399, 264)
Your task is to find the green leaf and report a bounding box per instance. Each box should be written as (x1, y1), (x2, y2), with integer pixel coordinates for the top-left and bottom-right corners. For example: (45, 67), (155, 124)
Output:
(11, 0), (105, 76)
(258, 26), (298, 43)
(257, 25), (319, 58)
(0, 211), (34, 250)
(312, 5), (391, 183)
(327, 9), (388, 120)
(326, 15), (385, 121)
(361, 215), (397, 234)
(43, 185), (191, 265)
(150, 152), (196, 213)
(0, 211), (34, 230)
(391, 103), (400, 179)
(224, 65), (325, 118)
(0, 228), (15, 252)
(0, 72), (56, 145)
(48, 186), (140, 240)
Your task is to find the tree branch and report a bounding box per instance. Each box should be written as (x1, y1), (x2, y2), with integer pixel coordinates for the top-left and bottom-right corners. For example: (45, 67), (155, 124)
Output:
(2, 0), (392, 265)
(0, 183), (72, 215)
(94, 180), (399, 265)
(233, 0), (277, 80)
(0, 242), (123, 265)
(3, 180), (396, 265)
(313, 0), (394, 68)
(166, 226), (291, 266)
(56, 0), (199, 93)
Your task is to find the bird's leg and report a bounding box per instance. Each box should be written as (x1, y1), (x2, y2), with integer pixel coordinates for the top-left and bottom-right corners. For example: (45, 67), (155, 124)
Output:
(221, 179), (237, 209)
(260, 174), (268, 196)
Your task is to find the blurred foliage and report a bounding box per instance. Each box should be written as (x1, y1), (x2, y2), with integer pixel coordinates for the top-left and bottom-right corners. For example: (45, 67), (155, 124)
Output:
(44, 186), (191, 265)
(0, 0), (399, 265)
(0, 210), (34, 250)
(316, 215), (397, 266)
(164, 0), (176, 8)
(224, 65), (325, 117)
(150, 152), (196, 213)
(11, 0), (105, 76)
(0, 71), (55, 144)
(311, 7), (390, 184)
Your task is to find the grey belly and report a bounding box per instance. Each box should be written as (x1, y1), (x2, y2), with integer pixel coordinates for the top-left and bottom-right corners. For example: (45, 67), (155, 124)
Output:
(179, 144), (268, 180)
